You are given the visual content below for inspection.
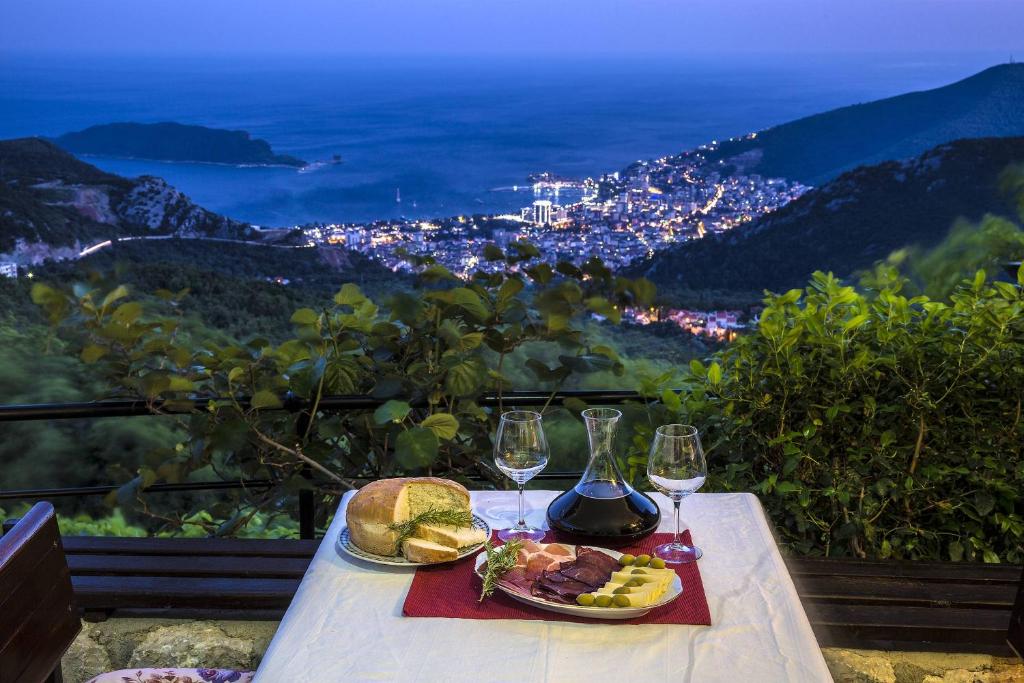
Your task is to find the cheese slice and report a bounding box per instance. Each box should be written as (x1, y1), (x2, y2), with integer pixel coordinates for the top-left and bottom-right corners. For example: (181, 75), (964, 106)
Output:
(416, 523), (487, 549)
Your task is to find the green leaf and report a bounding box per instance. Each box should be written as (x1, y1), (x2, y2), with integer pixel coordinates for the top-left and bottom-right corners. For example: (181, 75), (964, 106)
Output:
(374, 399), (412, 425)
(419, 264), (457, 283)
(972, 269), (986, 290)
(974, 491), (995, 517)
(394, 427), (439, 469)
(948, 541), (964, 562)
(420, 413), (459, 440)
(251, 390), (283, 409)
(167, 376), (194, 392)
(449, 288), (490, 321)
(707, 362), (722, 385)
(483, 244), (505, 261)
(140, 373), (170, 398)
(101, 285), (129, 309)
(446, 359), (486, 397)
(80, 344), (109, 363)
(228, 367), (246, 383)
(842, 313), (869, 331)
(661, 388), (682, 412)
(111, 301), (143, 325)
(688, 359), (705, 377)
(334, 283), (368, 306)
(290, 308), (320, 326)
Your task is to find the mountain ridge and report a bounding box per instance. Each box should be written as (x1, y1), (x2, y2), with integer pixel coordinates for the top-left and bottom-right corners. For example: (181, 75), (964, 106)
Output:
(0, 137), (258, 263)
(710, 63), (1024, 184)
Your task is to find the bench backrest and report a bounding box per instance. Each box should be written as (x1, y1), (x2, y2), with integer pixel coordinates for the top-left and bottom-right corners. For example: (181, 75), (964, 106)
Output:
(0, 502), (81, 683)
(1011, 565), (1024, 659)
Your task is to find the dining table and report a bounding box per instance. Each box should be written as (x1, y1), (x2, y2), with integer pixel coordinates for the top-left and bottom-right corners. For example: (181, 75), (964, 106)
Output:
(254, 490), (834, 682)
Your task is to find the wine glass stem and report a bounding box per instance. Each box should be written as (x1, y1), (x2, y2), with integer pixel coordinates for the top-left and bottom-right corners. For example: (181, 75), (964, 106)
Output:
(517, 481), (526, 529)
(673, 498), (682, 546)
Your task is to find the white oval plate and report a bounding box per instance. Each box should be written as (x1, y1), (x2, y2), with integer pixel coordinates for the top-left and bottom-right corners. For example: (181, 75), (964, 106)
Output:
(474, 543), (683, 619)
(336, 514), (491, 567)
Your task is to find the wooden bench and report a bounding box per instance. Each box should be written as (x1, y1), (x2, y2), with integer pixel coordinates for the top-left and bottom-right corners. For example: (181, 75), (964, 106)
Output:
(59, 536), (319, 622)
(787, 557), (1023, 657)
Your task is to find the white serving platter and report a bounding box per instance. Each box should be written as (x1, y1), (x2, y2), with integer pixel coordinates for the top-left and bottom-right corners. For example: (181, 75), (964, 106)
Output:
(474, 542), (683, 619)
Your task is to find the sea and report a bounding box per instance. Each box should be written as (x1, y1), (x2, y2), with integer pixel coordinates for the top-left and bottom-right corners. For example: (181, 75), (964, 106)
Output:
(0, 52), (1006, 227)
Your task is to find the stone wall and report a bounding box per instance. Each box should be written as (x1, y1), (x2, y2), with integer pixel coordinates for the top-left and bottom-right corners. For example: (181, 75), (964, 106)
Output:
(62, 619), (278, 683)
(61, 620), (1024, 683)
(823, 648), (1023, 683)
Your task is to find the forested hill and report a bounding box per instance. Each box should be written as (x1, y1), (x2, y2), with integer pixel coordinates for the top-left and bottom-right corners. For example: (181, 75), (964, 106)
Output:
(710, 63), (1024, 184)
(55, 122), (306, 167)
(0, 137), (256, 260)
(634, 136), (1024, 295)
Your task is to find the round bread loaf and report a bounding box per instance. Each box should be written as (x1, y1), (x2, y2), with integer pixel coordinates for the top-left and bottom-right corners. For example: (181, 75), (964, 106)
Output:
(345, 477), (472, 556)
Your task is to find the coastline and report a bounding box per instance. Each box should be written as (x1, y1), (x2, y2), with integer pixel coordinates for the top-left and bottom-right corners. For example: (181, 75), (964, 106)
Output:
(74, 153), (307, 170)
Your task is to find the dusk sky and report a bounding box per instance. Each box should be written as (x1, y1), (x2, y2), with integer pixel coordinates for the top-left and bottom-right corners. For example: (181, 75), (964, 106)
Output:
(3, 0), (1023, 56)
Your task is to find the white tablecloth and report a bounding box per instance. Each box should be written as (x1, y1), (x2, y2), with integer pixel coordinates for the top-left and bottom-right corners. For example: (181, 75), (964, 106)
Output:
(255, 491), (833, 682)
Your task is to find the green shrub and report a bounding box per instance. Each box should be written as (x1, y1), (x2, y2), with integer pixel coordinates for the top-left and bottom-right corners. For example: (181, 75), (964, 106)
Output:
(644, 267), (1024, 563)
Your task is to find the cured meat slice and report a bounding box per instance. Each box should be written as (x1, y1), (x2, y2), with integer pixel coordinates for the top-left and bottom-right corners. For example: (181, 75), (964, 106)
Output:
(497, 567), (535, 596)
(532, 576), (593, 603)
(574, 547), (620, 574)
(556, 562), (610, 588)
(525, 552), (560, 579)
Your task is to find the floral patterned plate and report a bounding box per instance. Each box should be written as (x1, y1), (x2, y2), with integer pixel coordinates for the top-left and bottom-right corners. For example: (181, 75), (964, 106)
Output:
(336, 514), (491, 567)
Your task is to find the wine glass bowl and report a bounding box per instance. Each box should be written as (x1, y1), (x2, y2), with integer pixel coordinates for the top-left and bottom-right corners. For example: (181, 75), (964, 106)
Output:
(494, 410), (549, 542)
(647, 424), (707, 564)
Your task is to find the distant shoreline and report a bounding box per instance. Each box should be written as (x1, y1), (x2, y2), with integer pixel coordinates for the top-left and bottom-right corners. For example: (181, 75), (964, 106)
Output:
(74, 152), (306, 170)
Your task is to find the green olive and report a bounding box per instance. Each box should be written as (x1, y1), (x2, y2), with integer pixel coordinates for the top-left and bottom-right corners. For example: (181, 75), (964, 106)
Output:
(613, 586), (632, 594)
(618, 554), (636, 566)
(613, 594), (631, 607)
(634, 554), (651, 567)
(650, 558), (667, 569)
(595, 594), (613, 607)
(631, 569), (647, 575)
(576, 593), (595, 606)
(626, 578), (644, 587)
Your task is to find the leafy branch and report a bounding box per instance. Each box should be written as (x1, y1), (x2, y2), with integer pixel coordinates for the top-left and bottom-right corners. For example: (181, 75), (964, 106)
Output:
(478, 538), (524, 602)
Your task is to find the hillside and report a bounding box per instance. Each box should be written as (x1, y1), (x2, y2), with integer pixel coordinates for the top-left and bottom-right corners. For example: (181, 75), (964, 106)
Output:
(25, 239), (405, 340)
(710, 64), (1024, 184)
(55, 122), (306, 167)
(0, 138), (257, 262)
(635, 137), (1024, 295)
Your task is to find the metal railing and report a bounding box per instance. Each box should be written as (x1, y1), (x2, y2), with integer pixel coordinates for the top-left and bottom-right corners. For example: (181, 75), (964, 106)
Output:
(0, 389), (647, 539)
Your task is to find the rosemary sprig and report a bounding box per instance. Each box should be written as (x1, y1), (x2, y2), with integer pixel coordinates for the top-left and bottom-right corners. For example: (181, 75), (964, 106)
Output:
(387, 507), (474, 555)
(478, 538), (524, 602)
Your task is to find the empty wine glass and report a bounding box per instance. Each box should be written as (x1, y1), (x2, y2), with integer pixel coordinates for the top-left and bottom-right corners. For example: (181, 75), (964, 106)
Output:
(494, 410), (549, 542)
(647, 424), (707, 563)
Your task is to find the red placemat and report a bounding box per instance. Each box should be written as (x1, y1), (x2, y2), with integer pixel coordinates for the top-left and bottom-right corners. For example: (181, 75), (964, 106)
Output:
(402, 531), (711, 625)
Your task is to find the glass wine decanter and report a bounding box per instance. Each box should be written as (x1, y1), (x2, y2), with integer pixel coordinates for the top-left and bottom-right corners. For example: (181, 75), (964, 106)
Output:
(546, 408), (661, 545)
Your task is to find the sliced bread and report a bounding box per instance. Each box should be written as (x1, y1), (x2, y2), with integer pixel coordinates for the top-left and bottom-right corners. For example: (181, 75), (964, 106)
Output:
(416, 523), (487, 549)
(402, 537), (459, 563)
